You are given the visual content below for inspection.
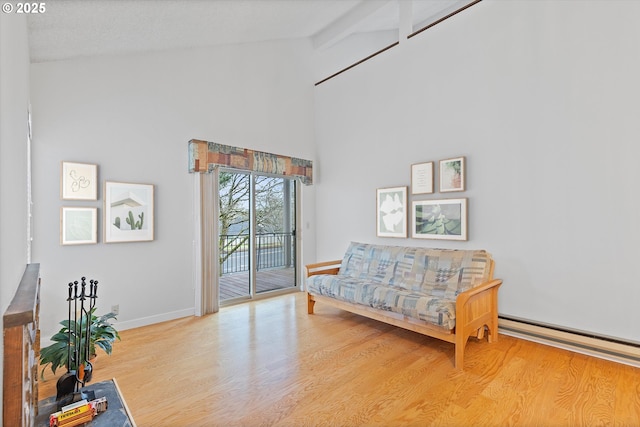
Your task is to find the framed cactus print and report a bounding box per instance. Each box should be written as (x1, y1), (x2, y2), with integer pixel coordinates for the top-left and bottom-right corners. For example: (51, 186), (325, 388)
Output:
(104, 181), (154, 243)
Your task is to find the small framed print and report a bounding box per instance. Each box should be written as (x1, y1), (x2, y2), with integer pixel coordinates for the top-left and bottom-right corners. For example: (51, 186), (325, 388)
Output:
(61, 162), (98, 200)
(412, 198), (467, 241)
(104, 181), (154, 243)
(376, 186), (408, 238)
(61, 207), (98, 245)
(439, 157), (465, 193)
(411, 162), (434, 195)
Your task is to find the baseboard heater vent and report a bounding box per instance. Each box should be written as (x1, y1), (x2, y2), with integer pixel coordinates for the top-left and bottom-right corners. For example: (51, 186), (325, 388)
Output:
(498, 316), (640, 368)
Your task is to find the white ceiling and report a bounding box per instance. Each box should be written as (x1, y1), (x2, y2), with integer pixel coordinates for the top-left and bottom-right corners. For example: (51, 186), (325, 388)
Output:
(27, 0), (474, 63)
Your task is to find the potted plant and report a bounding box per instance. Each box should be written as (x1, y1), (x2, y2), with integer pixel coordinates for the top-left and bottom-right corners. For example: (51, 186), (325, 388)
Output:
(40, 308), (120, 380)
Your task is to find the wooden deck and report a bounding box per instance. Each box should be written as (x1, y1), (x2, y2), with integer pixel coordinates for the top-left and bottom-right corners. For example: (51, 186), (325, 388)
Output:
(220, 267), (296, 300)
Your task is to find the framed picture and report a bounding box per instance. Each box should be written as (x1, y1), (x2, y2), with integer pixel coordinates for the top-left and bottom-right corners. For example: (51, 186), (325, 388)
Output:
(61, 162), (98, 200)
(104, 181), (154, 243)
(61, 207), (97, 245)
(412, 198), (467, 240)
(411, 162), (434, 195)
(376, 186), (408, 238)
(439, 156), (465, 192)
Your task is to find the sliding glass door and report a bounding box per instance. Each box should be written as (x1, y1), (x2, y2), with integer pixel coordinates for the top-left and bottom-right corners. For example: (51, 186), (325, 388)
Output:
(254, 175), (296, 296)
(218, 171), (251, 300)
(218, 169), (297, 302)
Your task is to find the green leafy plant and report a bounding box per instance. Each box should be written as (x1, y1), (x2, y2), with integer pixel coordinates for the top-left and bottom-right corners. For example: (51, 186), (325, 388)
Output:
(447, 160), (461, 174)
(39, 308), (120, 379)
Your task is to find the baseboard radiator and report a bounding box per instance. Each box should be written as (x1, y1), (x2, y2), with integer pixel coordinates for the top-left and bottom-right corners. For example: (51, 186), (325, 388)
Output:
(498, 316), (640, 368)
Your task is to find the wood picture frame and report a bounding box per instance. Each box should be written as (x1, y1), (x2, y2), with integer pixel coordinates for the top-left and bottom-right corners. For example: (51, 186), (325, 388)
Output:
(376, 186), (408, 238)
(411, 162), (434, 195)
(104, 181), (154, 243)
(61, 207), (98, 245)
(412, 198), (467, 240)
(439, 156), (465, 193)
(61, 162), (98, 200)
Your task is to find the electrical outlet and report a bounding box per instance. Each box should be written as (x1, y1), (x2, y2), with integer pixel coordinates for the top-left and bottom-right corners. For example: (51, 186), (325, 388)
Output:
(111, 304), (119, 315)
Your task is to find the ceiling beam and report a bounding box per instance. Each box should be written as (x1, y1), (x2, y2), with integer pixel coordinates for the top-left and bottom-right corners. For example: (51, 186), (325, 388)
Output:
(312, 0), (393, 50)
(411, 0), (478, 36)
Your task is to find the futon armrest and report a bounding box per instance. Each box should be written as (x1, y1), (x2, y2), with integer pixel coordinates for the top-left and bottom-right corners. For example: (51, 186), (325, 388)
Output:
(305, 260), (342, 277)
(456, 279), (503, 307)
(455, 278), (503, 346)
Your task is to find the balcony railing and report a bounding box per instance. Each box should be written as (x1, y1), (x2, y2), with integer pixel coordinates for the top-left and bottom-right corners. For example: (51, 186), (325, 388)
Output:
(220, 232), (295, 274)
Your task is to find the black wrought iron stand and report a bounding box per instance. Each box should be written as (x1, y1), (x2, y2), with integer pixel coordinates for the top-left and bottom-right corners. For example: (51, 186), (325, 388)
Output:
(55, 277), (98, 410)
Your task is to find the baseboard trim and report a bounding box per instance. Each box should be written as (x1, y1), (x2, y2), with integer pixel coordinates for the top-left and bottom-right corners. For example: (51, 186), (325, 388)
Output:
(498, 315), (640, 368)
(40, 308), (195, 348)
(114, 308), (195, 331)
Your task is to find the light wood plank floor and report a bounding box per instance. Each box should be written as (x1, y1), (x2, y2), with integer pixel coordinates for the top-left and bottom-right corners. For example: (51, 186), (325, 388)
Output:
(39, 292), (640, 426)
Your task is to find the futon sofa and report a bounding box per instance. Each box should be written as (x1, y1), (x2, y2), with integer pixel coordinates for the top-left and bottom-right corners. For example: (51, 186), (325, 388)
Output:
(305, 242), (502, 369)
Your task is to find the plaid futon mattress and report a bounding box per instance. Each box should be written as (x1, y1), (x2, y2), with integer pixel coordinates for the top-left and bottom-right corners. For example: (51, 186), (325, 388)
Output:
(306, 242), (492, 330)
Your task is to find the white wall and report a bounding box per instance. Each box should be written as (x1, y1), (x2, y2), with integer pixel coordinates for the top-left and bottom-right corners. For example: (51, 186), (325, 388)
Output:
(312, 30), (398, 83)
(0, 11), (30, 416)
(31, 39), (316, 340)
(314, 0), (640, 342)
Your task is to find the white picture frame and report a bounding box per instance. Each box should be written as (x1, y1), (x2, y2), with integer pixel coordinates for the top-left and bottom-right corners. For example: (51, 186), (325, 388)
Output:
(61, 162), (98, 200)
(104, 181), (154, 243)
(61, 207), (98, 245)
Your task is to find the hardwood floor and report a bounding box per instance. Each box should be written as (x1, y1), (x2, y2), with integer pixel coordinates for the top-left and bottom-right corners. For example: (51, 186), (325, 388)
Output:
(39, 292), (640, 426)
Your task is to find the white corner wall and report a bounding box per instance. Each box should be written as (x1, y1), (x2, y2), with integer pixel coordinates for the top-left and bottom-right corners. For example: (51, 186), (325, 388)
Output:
(0, 5), (30, 315)
(0, 11), (30, 416)
(314, 0), (640, 342)
(31, 39), (316, 339)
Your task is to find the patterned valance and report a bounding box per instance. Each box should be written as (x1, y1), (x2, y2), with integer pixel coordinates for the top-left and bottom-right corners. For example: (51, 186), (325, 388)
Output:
(188, 139), (313, 185)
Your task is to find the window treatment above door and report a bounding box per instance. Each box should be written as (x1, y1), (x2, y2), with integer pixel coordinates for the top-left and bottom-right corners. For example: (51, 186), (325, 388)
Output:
(188, 139), (313, 185)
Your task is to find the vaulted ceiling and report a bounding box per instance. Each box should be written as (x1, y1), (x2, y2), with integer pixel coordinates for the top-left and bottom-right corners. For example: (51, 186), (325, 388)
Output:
(27, 0), (475, 63)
